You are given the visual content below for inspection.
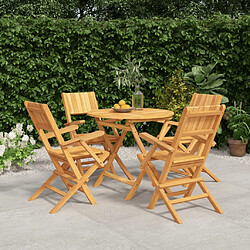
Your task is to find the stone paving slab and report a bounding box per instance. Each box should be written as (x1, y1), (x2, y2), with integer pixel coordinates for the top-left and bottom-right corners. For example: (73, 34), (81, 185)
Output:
(0, 155), (250, 249)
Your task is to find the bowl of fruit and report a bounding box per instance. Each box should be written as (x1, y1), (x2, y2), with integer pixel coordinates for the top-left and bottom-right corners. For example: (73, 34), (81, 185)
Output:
(112, 100), (134, 113)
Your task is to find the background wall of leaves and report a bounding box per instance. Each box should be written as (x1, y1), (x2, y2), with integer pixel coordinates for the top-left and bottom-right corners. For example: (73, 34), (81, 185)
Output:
(0, 15), (249, 146)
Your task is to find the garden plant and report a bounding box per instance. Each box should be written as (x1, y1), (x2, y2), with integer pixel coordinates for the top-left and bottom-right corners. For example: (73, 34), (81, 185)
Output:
(0, 124), (37, 172)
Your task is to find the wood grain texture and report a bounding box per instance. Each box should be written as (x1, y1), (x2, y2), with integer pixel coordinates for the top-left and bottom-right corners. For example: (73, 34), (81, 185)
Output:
(126, 104), (225, 223)
(24, 101), (110, 214)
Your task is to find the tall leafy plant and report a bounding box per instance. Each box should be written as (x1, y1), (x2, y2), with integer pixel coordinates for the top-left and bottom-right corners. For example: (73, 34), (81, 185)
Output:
(183, 63), (229, 103)
(114, 57), (147, 89)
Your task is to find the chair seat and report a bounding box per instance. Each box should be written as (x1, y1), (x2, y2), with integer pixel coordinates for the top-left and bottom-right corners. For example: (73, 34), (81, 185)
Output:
(163, 136), (216, 147)
(138, 151), (205, 165)
(49, 146), (104, 160)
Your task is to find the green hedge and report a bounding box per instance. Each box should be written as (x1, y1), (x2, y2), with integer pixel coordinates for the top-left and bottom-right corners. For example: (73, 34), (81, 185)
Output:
(0, 15), (249, 146)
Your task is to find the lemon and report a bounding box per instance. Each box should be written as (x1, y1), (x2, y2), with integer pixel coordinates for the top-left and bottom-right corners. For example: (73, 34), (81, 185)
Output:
(118, 100), (126, 106)
(114, 104), (120, 109)
(120, 105), (128, 109)
(124, 104), (130, 109)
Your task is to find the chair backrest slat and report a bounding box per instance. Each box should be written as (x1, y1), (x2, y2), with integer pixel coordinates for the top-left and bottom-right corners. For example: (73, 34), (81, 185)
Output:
(172, 105), (226, 157)
(184, 94), (222, 135)
(62, 92), (98, 117)
(189, 93), (222, 107)
(24, 101), (65, 147)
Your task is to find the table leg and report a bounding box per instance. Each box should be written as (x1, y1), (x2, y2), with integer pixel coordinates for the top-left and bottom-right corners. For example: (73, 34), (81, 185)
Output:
(125, 119), (172, 199)
(93, 129), (128, 187)
(103, 132), (134, 180)
(129, 122), (147, 154)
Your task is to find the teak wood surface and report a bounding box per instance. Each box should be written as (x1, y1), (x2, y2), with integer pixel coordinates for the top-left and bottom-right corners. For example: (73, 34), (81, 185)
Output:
(24, 101), (110, 214)
(163, 93), (223, 182)
(87, 108), (174, 187)
(62, 92), (123, 174)
(125, 104), (226, 224)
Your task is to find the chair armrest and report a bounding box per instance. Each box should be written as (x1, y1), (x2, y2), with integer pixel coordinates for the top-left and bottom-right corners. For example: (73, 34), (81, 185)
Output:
(139, 132), (174, 152)
(39, 125), (79, 140)
(61, 131), (105, 147)
(64, 120), (86, 126)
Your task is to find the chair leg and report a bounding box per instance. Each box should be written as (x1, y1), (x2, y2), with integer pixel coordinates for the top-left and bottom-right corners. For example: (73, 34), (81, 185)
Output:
(79, 183), (97, 205)
(49, 176), (96, 214)
(198, 181), (223, 214)
(125, 168), (146, 200)
(159, 189), (182, 224)
(202, 166), (221, 182)
(29, 173), (58, 201)
(148, 189), (160, 209)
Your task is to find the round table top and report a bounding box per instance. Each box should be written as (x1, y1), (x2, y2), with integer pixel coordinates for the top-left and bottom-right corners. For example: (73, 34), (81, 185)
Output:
(87, 108), (174, 121)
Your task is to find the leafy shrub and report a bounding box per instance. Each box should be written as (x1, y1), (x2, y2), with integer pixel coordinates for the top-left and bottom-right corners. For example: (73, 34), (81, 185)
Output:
(0, 123), (37, 172)
(156, 69), (194, 120)
(0, 15), (249, 146)
(224, 106), (250, 143)
(183, 63), (228, 103)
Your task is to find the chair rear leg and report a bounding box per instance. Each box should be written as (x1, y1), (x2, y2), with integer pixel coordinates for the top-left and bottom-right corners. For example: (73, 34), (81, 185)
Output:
(198, 181), (223, 214)
(148, 189), (160, 209)
(125, 168), (146, 200)
(202, 166), (220, 182)
(29, 173), (58, 201)
(79, 183), (97, 205)
(49, 176), (95, 214)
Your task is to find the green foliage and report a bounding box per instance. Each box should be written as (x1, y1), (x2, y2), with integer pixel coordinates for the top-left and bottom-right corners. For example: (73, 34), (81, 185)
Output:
(1, 0), (249, 19)
(0, 124), (37, 171)
(225, 106), (250, 143)
(0, 15), (249, 147)
(156, 69), (194, 121)
(114, 56), (147, 89)
(184, 63), (228, 103)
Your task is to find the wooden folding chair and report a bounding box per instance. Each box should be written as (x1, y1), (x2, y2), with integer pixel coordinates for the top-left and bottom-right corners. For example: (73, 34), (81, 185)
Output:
(126, 104), (226, 223)
(62, 92), (124, 174)
(24, 101), (109, 214)
(161, 93), (222, 182)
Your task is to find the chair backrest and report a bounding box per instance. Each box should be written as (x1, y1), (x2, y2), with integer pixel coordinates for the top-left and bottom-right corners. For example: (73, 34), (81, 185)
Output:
(62, 92), (99, 123)
(172, 104), (226, 158)
(24, 101), (64, 149)
(189, 93), (222, 107)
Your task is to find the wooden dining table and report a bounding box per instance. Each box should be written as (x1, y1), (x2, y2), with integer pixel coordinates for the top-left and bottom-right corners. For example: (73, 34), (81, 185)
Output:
(87, 108), (174, 187)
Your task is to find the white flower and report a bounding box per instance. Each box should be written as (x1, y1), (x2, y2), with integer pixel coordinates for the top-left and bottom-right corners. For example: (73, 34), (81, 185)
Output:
(16, 123), (23, 131)
(15, 128), (23, 137)
(20, 141), (27, 148)
(27, 125), (34, 132)
(22, 135), (29, 142)
(29, 137), (36, 145)
(0, 144), (6, 157)
(0, 132), (3, 140)
(24, 155), (32, 164)
(2, 138), (8, 146)
(4, 160), (11, 170)
(8, 131), (16, 140)
(8, 141), (16, 148)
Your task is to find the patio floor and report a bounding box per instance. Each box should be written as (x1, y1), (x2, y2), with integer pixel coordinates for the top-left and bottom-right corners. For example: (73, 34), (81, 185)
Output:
(1, 154), (250, 249)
